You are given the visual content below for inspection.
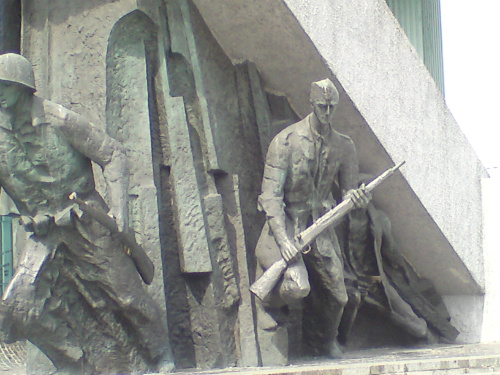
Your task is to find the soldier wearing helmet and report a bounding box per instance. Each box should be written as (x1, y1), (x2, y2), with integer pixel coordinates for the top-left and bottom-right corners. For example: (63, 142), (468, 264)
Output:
(0, 54), (173, 374)
(0, 53), (35, 111)
(255, 78), (370, 364)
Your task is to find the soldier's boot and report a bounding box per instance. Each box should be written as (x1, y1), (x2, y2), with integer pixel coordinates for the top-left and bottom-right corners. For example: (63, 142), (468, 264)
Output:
(327, 339), (344, 359)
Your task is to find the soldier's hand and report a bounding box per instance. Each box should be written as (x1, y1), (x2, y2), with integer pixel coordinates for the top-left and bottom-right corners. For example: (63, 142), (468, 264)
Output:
(280, 237), (300, 263)
(345, 184), (372, 209)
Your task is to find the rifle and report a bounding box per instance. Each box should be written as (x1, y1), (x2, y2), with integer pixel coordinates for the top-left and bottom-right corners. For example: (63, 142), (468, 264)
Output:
(250, 161), (405, 300)
(69, 192), (155, 285)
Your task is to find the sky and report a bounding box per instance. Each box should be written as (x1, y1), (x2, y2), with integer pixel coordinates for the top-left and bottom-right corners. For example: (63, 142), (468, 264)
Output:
(440, 0), (500, 176)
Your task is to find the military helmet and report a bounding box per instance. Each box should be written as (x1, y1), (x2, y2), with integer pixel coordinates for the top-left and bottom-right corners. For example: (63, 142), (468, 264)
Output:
(0, 53), (36, 91)
(310, 78), (338, 103)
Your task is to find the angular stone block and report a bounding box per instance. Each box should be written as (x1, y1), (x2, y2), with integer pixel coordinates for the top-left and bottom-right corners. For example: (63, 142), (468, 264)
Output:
(165, 96), (212, 273)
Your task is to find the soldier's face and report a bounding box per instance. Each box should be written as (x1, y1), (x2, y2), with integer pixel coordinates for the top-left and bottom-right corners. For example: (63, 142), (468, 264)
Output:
(311, 99), (337, 126)
(0, 81), (25, 110)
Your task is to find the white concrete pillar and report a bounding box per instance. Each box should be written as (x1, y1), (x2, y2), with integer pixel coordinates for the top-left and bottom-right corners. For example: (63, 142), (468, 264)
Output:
(480, 176), (500, 342)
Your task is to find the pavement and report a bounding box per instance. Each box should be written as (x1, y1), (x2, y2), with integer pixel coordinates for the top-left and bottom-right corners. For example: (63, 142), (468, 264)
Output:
(2, 342), (500, 374)
(168, 342), (500, 375)
(0, 342), (26, 375)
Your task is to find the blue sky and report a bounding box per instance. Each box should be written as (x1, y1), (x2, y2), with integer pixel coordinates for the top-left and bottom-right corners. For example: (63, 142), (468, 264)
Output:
(441, 0), (500, 175)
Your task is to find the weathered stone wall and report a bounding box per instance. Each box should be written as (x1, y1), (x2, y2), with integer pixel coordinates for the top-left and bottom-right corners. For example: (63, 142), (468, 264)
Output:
(22, 0), (135, 124)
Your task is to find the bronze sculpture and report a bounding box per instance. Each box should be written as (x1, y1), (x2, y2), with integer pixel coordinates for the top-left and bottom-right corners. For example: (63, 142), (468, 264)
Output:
(255, 78), (370, 363)
(0, 53), (173, 374)
(339, 176), (459, 346)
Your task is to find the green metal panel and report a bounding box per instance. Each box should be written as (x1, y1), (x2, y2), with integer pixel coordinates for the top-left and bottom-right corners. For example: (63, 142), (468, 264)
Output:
(422, 0), (445, 94)
(386, 0), (424, 57)
(0, 216), (13, 295)
(386, 0), (445, 94)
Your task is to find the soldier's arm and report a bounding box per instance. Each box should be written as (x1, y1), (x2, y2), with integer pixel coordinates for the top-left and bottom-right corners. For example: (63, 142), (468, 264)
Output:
(59, 107), (129, 231)
(258, 135), (298, 262)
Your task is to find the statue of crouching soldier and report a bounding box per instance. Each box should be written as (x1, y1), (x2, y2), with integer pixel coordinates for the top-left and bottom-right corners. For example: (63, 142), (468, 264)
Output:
(338, 174), (459, 347)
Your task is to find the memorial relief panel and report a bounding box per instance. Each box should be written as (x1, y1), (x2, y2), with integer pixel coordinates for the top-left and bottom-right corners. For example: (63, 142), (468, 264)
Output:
(0, 0), (459, 374)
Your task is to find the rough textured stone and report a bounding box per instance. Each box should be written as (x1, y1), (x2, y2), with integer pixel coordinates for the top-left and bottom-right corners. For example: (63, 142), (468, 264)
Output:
(105, 9), (168, 305)
(165, 97), (212, 273)
(203, 193), (239, 309)
(247, 63), (273, 159)
(0, 0), (21, 54)
(158, 1), (263, 368)
(176, 0), (221, 173)
(221, 175), (259, 367)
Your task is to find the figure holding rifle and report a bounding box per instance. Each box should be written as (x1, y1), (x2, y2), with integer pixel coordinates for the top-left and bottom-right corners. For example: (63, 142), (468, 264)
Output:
(254, 78), (371, 364)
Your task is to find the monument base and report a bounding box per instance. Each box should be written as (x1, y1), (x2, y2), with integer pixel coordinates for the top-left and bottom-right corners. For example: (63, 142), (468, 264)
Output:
(154, 343), (500, 374)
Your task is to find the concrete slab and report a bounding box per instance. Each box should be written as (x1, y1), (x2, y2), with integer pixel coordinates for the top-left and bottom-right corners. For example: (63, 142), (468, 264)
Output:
(5, 342), (500, 375)
(158, 343), (500, 374)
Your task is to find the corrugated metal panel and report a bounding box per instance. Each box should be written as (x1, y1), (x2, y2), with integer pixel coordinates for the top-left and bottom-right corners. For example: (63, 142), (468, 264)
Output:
(0, 216), (13, 295)
(386, 0), (424, 57)
(422, 0), (445, 94)
(386, 0), (445, 94)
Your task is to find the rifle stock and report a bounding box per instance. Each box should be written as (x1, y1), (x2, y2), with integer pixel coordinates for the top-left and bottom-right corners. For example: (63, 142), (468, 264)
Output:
(250, 259), (288, 301)
(69, 193), (155, 285)
(250, 162), (405, 300)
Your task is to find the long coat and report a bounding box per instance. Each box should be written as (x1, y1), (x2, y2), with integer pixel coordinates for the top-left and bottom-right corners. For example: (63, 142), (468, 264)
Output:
(347, 204), (459, 341)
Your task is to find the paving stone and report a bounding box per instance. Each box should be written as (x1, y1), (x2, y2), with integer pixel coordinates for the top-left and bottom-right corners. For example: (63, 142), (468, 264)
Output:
(4, 342), (500, 375)
(0, 342), (26, 373)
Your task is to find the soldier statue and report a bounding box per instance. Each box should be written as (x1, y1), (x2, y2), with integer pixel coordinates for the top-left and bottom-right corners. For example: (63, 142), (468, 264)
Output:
(339, 174), (459, 346)
(255, 78), (370, 363)
(0, 53), (173, 375)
